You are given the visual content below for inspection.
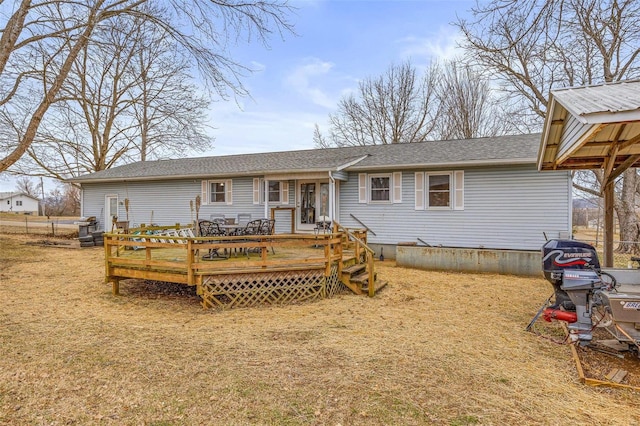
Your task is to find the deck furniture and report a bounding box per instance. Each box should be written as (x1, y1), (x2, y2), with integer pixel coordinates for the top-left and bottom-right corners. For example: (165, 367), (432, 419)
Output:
(236, 213), (251, 226)
(198, 220), (227, 259)
(259, 218), (276, 254)
(314, 216), (332, 236)
(209, 213), (225, 223)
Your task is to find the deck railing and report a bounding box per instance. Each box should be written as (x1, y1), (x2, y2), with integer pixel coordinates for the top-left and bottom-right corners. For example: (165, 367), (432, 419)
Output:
(333, 221), (377, 296)
(103, 225), (345, 295)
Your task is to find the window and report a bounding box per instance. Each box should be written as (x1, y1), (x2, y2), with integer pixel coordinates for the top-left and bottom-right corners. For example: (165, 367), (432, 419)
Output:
(415, 171), (463, 210)
(428, 173), (451, 208)
(210, 181), (226, 203)
(252, 179), (289, 205)
(201, 179), (232, 205)
(16, 200), (22, 206)
(358, 172), (402, 204)
(268, 181), (280, 202)
(370, 174), (391, 202)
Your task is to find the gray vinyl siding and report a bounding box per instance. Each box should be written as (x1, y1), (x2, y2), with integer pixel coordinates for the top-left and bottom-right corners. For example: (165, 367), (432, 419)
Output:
(332, 170), (348, 181)
(81, 177), (294, 233)
(338, 165), (571, 250)
(81, 165), (571, 250)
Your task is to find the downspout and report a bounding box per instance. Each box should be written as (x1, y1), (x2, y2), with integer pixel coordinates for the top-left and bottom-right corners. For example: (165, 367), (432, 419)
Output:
(329, 171), (335, 222)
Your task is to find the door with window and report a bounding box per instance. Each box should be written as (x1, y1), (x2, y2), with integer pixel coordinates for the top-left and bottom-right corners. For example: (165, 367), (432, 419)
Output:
(105, 195), (118, 231)
(297, 181), (330, 231)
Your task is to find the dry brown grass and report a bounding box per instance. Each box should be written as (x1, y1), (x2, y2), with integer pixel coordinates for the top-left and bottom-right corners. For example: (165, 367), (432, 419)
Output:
(1, 232), (639, 426)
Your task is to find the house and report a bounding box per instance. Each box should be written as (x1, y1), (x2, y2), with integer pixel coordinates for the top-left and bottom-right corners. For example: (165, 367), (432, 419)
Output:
(69, 133), (572, 257)
(0, 192), (40, 215)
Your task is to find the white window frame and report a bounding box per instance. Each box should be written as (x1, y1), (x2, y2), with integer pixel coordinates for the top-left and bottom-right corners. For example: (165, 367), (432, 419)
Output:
(253, 179), (289, 205)
(201, 179), (233, 205)
(358, 172), (402, 204)
(267, 181), (281, 203)
(368, 173), (392, 204)
(426, 172), (453, 209)
(417, 171), (464, 211)
(209, 181), (227, 204)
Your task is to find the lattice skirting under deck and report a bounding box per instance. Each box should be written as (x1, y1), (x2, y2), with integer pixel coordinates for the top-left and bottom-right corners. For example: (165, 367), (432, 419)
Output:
(198, 264), (345, 309)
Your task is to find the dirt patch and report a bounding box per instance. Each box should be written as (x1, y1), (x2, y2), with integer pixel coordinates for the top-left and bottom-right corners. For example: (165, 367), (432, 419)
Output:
(1, 232), (639, 425)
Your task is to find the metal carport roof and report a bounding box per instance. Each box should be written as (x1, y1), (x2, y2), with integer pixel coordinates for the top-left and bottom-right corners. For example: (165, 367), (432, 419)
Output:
(538, 80), (640, 266)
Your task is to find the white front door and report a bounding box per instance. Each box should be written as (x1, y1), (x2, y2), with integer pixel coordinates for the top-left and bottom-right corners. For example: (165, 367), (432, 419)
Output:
(105, 195), (118, 231)
(297, 181), (330, 231)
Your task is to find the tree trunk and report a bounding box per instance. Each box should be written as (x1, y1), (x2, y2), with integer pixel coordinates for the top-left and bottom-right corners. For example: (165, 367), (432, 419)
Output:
(616, 169), (640, 254)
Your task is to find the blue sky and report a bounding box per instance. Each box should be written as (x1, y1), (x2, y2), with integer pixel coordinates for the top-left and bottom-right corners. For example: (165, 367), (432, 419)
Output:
(206, 0), (475, 156)
(0, 0), (475, 192)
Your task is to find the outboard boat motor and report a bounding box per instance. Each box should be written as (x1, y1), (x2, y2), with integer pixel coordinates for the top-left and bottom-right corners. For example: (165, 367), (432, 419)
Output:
(542, 239), (600, 311)
(541, 239), (604, 345)
(556, 269), (603, 344)
(540, 239), (640, 355)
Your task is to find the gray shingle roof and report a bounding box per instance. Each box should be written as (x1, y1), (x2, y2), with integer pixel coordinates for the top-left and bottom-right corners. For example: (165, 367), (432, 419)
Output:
(70, 133), (541, 183)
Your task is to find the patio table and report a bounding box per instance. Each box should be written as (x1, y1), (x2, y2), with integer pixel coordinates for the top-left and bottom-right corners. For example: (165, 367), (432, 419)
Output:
(219, 224), (243, 236)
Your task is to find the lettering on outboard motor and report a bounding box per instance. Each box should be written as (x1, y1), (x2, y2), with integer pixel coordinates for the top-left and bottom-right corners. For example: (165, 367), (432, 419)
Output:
(542, 249), (593, 268)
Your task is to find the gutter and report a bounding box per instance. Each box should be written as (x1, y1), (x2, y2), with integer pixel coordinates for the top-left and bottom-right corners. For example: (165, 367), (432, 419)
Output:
(347, 157), (537, 172)
(68, 167), (338, 185)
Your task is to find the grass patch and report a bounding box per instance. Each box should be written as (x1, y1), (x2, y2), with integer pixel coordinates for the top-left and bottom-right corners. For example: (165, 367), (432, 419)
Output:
(0, 232), (639, 425)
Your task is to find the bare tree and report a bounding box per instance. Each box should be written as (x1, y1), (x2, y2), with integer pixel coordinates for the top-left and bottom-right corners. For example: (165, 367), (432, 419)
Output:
(312, 123), (331, 149)
(43, 183), (80, 216)
(458, 0), (640, 252)
(326, 61), (441, 146)
(15, 176), (38, 196)
(15, 10), (214, 181)
(434, 60), (516, 140)
(128, 15), (213, 162)
(317, 59), (513, 147)
(0, 0), (294, 172)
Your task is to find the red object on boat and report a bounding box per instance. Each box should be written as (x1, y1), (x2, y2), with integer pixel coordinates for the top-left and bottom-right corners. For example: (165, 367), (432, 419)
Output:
(542, 308), (577, 323)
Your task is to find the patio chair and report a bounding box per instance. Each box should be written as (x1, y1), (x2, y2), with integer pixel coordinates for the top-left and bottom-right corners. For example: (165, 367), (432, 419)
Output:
(314, 216), (332, 236)
(236, 213), (252, 227)
(259, 218), (276, 254)
(198, 220), (227, 259)
(210, 214), (225, 225)
(237, 219), (263, 257)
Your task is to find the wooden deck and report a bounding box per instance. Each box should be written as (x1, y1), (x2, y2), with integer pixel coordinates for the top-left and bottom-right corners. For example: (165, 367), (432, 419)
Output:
(104, 224), (385, 309)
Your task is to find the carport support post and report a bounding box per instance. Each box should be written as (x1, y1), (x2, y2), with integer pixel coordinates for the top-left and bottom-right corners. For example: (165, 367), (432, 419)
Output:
(603, 181), (614, 267)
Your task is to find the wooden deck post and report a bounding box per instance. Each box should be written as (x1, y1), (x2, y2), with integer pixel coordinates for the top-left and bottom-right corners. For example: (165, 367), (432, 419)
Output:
(112, 278), (120, 295)
(187, 239), (194, 286)
(367, 254), (375, 297)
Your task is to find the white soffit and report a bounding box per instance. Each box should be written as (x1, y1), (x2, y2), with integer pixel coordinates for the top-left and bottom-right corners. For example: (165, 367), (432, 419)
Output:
(538, 80), (640, 171)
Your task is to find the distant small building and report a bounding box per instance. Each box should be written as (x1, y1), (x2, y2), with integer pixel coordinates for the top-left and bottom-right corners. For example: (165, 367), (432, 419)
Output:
(0, 192), (40, 215)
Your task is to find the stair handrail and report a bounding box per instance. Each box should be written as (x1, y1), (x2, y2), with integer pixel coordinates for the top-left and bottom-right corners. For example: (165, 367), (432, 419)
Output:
(334, 221), (377, 296)
(333, 221), (374, 255)
(348, 214), (377, 236)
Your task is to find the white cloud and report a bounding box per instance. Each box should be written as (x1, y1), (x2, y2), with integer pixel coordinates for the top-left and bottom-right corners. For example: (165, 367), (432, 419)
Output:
(399, 26), (465, 63)
(284, 58), (337, 109)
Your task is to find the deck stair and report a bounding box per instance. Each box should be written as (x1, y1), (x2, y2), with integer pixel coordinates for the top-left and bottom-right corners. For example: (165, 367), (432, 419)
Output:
(336, 225), (387, 296)
(341, 262), (387, 295)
